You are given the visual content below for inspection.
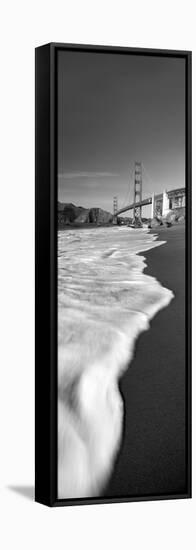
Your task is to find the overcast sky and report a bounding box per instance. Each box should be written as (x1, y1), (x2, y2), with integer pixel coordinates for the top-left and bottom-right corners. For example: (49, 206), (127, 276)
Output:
(58, 50), (185, 215)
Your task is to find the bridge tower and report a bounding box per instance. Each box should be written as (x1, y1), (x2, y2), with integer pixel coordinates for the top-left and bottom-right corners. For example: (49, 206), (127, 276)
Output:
(133, 161), (142, 223)
(113, 196), (118, 224)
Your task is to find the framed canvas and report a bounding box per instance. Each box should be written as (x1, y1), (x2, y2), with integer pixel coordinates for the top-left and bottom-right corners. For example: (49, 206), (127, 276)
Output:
(35, 43), (192, 507)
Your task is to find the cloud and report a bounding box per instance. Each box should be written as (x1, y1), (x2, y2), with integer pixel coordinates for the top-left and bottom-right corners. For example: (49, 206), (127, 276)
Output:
(58, 171), (119, 179)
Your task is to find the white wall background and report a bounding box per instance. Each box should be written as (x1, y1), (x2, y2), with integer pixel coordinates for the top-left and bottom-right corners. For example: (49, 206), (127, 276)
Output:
(0, 1), (195, 549)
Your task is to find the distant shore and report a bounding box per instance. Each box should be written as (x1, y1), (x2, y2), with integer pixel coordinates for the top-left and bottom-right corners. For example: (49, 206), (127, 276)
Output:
(58, 222), (113, 230)
(58, 220), (185, 231)
(104, 223), (187, 498)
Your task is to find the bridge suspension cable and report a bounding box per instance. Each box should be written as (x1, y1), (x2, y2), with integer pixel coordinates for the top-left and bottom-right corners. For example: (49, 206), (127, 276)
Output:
(140, 163), (155, 197)
(118, 163), (134, 211)
(113, 161), (155, 218)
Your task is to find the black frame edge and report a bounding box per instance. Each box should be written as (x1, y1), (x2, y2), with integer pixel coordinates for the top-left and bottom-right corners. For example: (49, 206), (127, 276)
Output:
(185, 51), (192, 499)
(39, 41), (192, 57)
(35, 43), (56, 506)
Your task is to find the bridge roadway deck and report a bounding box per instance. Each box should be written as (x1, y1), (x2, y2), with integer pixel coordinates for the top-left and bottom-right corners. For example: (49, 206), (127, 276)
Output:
(116, 197), (152, 216)
(116, 187), (185, 216)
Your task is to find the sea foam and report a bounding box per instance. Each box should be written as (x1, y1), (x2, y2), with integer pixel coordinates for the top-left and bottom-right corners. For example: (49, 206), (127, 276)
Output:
(58, 226), (173, 498)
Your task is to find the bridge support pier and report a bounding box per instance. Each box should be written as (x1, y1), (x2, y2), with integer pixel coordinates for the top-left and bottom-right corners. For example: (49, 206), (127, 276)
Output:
(151, 192), (155, 219)
(162, 190), (170, 217)
(133, 161), (142, 224)
(113, 196), (118, 224)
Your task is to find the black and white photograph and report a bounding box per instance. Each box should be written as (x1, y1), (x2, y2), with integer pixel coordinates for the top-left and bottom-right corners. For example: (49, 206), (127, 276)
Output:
(57, 48), (191, 501)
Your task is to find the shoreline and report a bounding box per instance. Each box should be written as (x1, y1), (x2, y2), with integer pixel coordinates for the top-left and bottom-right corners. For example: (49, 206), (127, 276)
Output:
(104, 223), (187, 498)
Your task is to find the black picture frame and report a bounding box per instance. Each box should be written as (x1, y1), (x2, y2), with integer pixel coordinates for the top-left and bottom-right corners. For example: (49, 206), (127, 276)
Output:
(35, 43), (192, 507)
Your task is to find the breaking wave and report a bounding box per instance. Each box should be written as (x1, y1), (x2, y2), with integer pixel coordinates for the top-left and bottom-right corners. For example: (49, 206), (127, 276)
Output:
(58, 226), (173, 499)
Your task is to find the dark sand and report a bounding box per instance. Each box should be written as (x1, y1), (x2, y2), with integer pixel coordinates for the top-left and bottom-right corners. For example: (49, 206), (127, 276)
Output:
(104, 223), (187, 498)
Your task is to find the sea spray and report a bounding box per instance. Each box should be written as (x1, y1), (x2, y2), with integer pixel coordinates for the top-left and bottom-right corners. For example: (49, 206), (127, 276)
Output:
(58, 226), (174, 498)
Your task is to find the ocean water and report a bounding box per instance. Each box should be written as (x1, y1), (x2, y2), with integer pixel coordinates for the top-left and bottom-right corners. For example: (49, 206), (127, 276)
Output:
(58, 226), (174, 499)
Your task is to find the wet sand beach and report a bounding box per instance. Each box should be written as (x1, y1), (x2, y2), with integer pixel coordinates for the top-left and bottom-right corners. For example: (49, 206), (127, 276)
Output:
(105, 223), (187, 499)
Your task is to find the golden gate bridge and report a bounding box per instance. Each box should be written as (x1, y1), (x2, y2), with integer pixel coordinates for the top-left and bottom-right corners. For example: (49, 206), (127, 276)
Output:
(113, 161), (185, 225)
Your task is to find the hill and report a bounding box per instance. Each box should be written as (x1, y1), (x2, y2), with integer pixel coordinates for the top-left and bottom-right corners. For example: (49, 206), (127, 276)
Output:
(58, 202), (113, 227)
